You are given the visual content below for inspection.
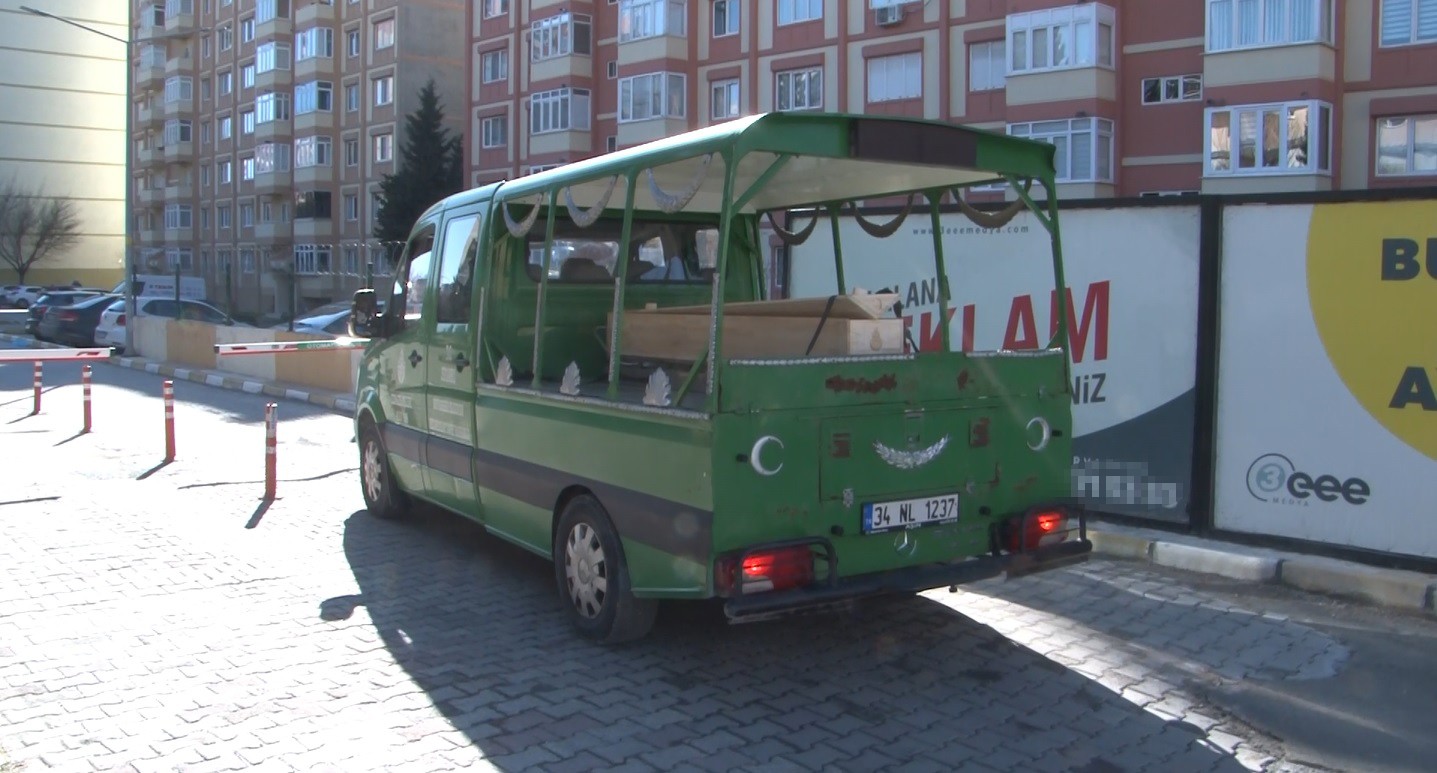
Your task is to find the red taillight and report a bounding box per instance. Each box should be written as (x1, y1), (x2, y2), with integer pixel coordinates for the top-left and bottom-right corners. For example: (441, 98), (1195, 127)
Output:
(1004, 509), (1070, 553)
(716, 546), (815, 595)
(115, 313), (126, 325)
(57, 311), (79, 322)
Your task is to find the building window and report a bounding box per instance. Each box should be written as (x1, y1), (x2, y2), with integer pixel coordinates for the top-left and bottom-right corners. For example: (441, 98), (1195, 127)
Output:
(1008, 3), (1115, 74)
(346, 83), (359, 112)
(296, 27), (334, 61)
(530, 13), (592, 61)
(295, 80), (333, 114)
(1380, 0), (1437, 47)
(530, 87), (592, 134)
(481, 115), (507, 148)
(163, 119), (193, 145)
(345, 137), (359, 166)
(373, 18), (395, 50)
(483, 0), (509, 18)
(241, 110), (255, 134)
(242, 63), (256, 88)
(481, 50), (508, 83)
(241, 249), (255, 273)
(778, 0), (822, 25)
(867, 52), (921, 103)
(374, 133), (393, 162)
(255, 0), (289, 24)
(1375, 114), (1437, 175)
(294, 135), (332, 168)
(347, 29), (360, 57)
(241, 156), (256, 181)
(969, 41), (1006, 91)
(256, 92), (291, 123)
(217, 206), (231, 229)
(164, 205), (193, 230)
(344, 193), (359, 221)
(164, 76), (193, 103)
(1008, 118), (1115, 183)
(1142, 74), (1202, 104)
(217, 70), (233, 95)
(255, 42), (291, 73)
(1205, 100), (1331, 176)
(373, 75), (394, 106)
(218, 24), (232, 51)
(294, 245), (333, 275)
(775, 67), (822, 111)
(218, 160), (233, 184)
(711, 79), (740, 120)
(714, 0), (740, 37)
(618, 73), (685, 122)
(255, 142), (291, 174)
(619, 0), (686, 42)
(1206, 0), (1333, 52)
(240, 16), (254, 42)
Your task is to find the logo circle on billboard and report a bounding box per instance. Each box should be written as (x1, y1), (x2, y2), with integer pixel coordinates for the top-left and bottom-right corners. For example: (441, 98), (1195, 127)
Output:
(1246, 453), (1295, 501)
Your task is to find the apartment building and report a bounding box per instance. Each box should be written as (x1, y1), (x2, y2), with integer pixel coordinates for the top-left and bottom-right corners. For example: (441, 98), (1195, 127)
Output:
(130, 0), (464, 319)
(0, 4), (127, 287)
(466, 0), (1437, 198)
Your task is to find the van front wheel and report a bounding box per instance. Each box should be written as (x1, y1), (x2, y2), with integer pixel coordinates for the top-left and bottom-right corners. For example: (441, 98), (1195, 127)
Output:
(359, 421), (409, 520)
(554, 496), (657, 644)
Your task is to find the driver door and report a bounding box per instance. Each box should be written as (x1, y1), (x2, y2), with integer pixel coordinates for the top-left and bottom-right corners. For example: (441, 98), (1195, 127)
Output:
(376, 221), (438, 495)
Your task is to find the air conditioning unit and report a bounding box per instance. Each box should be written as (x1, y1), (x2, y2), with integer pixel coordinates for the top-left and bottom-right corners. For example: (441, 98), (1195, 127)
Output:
(874, 6), (903, 26)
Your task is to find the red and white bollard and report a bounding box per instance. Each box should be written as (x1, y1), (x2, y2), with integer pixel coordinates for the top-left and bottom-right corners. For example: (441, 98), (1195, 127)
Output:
(82, 365), (92, 433)
(32, 361), (42, 415)
(263, 403), (277, 500)
(162, 380), (176, 462)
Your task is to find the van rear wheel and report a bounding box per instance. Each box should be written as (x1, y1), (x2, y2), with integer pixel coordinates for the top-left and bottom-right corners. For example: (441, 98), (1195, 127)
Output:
(555, 495), (657, 644)
(359, 420), (409, 520)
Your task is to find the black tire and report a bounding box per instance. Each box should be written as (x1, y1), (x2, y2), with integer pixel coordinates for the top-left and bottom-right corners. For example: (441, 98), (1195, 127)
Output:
(358, 420), (410, 520)
(554, 495), (657, 644)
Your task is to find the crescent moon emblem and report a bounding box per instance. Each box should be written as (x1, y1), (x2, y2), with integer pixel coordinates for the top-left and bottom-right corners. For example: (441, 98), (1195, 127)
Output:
(1026, 416), (1052, 451)
(750, 436), (784, 477)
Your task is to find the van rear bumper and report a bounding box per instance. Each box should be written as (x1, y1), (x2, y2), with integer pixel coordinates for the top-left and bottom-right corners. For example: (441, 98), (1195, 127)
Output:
(721, 534), (1092, 623)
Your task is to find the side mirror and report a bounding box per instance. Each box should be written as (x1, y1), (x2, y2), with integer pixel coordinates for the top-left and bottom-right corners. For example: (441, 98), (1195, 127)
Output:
(349, 289), (382, 338)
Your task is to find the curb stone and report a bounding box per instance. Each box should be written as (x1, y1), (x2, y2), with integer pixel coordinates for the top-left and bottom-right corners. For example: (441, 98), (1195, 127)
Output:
(5, 332), (1435, 618)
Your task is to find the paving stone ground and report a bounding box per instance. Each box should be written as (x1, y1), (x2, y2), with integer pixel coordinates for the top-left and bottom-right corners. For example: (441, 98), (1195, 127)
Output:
(1, 358), (1429, 772)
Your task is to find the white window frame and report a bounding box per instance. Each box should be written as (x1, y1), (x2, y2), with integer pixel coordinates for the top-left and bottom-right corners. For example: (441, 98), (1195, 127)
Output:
(294, 135), (332, 168)
(866, 51), (922, 103)
(345, 137), (359, 166)
(295, 80), (333, 115)
(373, 17), (395, 50)
(618, 0), (686, 43)
(373, 75), (394, 106)
(969, 41), (1006, 91)
(529, 87), (592, 134)
(1007, 3), (1116, 74)
(1380, 0), (1437, 47)
(255, 92), (290, 124)
(1375, 113), (1437, 176)
(164, 204), (193, 230)
(483, 0), (509, 19)
(295, 27), (333, 61)
(344, 193), (360, 221)
(1206, 0), (1334, 52)
(1008, 118), (1115, 183)
(373, 132), (393, 163)
(255, 42), (291, 74)
(775, 67), (823, 111)
(711, 79), (740, 121)
(618, 72), (686, 123)
(254, 142), (291, 174)
(481, 115), (507, 148)
(714, 0), (740, 37)
(1204, 99), (1332, 177)
(778, 0), (822, 25)
(481, 49), (508, 83)
(346, 29), (360, 58)
(164, 76), (193, 104)
(1142, 74), (1203, 104)
(530, 13), (592, 62)
(255, 0), (289, 25)
(346, 83), (360, 112)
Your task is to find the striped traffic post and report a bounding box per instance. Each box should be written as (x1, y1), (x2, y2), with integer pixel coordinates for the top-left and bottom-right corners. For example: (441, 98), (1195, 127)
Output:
(82, 365), (92, 433)
(163, 380), (176, 462)
(32, 362), (41, 415)
(264, 403), (277, 500)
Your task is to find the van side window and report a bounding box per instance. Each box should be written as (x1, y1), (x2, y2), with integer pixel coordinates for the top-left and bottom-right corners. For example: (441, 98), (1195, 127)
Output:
(389, 228), (436, 323)
(436, 215), (480, 324)
(525, 220), (715, 285)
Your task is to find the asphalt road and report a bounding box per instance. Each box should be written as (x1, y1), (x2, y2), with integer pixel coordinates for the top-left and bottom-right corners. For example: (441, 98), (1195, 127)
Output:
(2, 352), (1435, 773)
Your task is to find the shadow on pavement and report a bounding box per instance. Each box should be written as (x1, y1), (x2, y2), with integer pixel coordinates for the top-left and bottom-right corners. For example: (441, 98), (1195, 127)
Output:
(177, 467), (356, 490)
(326, 505), (1250, 771)
(0, 496), (61, 507)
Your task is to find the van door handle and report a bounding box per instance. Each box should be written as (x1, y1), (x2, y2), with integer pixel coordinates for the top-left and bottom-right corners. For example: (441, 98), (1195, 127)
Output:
(453, 353), (469, 372)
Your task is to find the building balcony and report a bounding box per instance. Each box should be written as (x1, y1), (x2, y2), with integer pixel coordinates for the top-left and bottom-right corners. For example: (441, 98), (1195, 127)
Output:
(254, 169), (293, 195)
(137, 229), (164, 245)
(295, 0), (336, 25)
(616, 118), (686, 150)
(617, 34), (688, 66)
(164, 55), (195, 77)
(293, 110), (335, 134)
(529, 129), (591, 157)
(135, 62), (165, 92)
(294, 56), (337, 81)
(162, 99), (195, 120)
(136, 103), (162, 129)
(1005, 68), (1117, 107)
(295, 272), (343, 297)
(254, 120), (293, 143)
(292, 164), (334, 187)
(1203, 43), (1336, 88)
(254, 221), (293, 241)
(136, 146), (164, 167)
(256, 68), (293, 92)
(163, 140), (196, 162)
(163, 228), (194, 245)
(531, 54), (590, 84)
(164, 7), (196, 34)
(256, 16), (293, 40)
(137, 187), (164, 207)
(163, 182), (194, 200)
(293, 218), (334, 241)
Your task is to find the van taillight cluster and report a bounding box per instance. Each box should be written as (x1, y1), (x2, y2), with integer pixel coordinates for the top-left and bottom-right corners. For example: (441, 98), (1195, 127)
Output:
(1002, 508), (1074, 554)
(716, 545), (815, 595)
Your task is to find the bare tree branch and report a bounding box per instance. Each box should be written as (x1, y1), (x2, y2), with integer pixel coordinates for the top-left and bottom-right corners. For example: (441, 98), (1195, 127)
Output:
(0, 177), (83, 284)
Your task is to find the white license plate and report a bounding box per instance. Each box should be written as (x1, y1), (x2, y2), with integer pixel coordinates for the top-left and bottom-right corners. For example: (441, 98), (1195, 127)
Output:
(861, 493), (960, 534)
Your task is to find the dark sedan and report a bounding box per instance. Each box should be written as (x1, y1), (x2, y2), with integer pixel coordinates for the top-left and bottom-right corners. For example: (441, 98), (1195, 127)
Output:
(35, 294), (120, 346)
(25, 291), (104, 335)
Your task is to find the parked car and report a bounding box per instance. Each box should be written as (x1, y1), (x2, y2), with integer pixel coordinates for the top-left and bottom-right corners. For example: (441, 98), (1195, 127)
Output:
(2, 285), (45, 309)
(270, 301), (355, 337)
(94, 297), (242, 355)
(26, 290), (104, 335)
(36, 295), (122, 348)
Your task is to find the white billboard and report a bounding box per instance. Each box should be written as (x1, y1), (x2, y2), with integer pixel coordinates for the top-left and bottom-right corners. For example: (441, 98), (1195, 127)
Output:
(789, 204), (1201, 521)
(1213, 200), (1437, 559)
